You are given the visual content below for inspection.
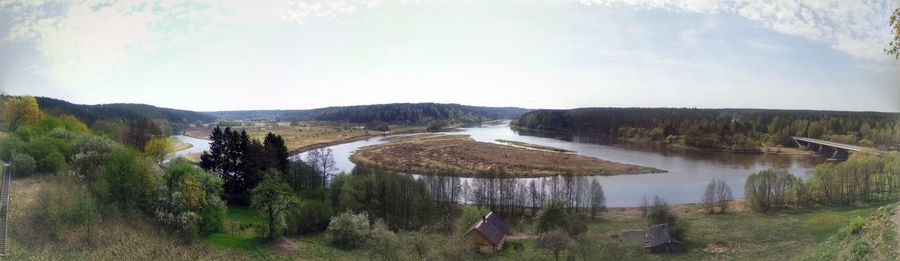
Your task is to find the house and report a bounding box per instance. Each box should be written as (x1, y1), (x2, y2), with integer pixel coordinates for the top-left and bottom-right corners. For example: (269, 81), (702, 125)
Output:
(619, 224), (684, 253)
(464, 211), (508, 253)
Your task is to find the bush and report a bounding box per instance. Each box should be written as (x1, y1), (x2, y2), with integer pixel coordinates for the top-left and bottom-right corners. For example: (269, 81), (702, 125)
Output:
(0, 136), (24, 161)
(845, 216), (866, 236)
(286, 200), (332, 235)
(457, 205), (490, 232)
(97, 148), (158, 213)
(427, 120), (449, 132)
(744, 169), (800, 212)
(368, 220), (402, 260)
(154, 159), (227, 241)
(11, 152), (36, 176)
(327, 212), (371, 248)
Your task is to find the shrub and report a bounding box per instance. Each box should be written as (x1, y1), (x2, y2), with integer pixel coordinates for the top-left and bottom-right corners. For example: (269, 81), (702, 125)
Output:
(457, 205), (490, 232)
(327, 212), (371, 248)
(97, 148), (158, 213)
(286, 200), (332, 235)
(845, 216), (866, 236)
(0, 136), (24, 161)
(368, 220), (402, 260)
(536, 230), (573, 261)
(850, 241), (872, 260)
(11, 152), (36, 176)
(427, 120), (448, 132)
(744, 169), (800, 212)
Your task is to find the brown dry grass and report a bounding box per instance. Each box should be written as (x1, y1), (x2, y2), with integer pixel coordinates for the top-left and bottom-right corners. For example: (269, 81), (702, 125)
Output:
(5, 177), (254, 260)
(184, 122), (426, 153)
(351, 136), (664, 177)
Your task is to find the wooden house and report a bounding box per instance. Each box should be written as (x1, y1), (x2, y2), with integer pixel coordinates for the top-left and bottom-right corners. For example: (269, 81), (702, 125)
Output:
(619, 224), (684, 253)
(464, 211), (508, 253)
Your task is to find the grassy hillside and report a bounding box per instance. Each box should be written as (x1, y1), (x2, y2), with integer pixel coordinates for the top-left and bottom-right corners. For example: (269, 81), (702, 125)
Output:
(30, 96), (215, 133)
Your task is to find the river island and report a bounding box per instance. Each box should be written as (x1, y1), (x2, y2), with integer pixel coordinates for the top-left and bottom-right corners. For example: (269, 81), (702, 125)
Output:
(350, 135), (665, 177)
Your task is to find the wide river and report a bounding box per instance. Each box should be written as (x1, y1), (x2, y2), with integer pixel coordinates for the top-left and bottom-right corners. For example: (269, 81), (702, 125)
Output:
(176, 121), (826, 207)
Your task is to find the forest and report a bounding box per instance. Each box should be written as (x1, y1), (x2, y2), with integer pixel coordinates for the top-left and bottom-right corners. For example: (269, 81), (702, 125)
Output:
(513, 108), (900, 153)
(24, 96), (214, 135)
(209, 103), (530, 125)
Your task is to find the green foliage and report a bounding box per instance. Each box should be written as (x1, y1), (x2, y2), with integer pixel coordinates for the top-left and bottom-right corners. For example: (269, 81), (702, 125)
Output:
(514, 108), (900, 151)
(328, 211), (371, 249)
(365, 121), (390, 131)
(3, 95), (42, 131)
(339, 167), (434, 231)
(0, 135), (24, 161)
(143, 137), (173, 165)
(285, 199), (333, 235)
(11, 152), (36, 176)
(745, 169), (800, 212)
(888, 7), (900, 59)
(850, 241), (873, 260)
(844, 215), (866, 236)
(154, 159), (227, 241)
(535, 199), (571, 234)
(367, 220), (402, 260)
(97, 148), (158, 213)
(426, 120), (449, 132)
(457, 205), (490, 232)
(250, 170), (297, 240)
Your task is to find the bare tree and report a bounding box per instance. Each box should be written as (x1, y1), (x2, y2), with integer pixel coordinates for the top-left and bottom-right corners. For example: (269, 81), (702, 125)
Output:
(715, 179), (734, 214)
(639, 195), (649, 217)
(535, 230), (573, 261)
(703, 178), (735, 214)
(305, 148), (337, 191)
(589, 179), (606, 218)
(702, 179), (718, 214)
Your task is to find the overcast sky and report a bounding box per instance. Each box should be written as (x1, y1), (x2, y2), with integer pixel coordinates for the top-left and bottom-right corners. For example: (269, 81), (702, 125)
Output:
(1, 0), (898, 112)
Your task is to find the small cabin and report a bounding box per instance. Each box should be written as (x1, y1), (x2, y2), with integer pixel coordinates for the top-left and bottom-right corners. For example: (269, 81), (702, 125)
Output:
(620, 224), (684, 253)
(464, 211), (508, 254)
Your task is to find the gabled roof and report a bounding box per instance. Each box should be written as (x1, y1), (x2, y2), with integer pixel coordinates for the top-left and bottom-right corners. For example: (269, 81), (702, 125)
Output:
(646, 224), (676, 247)
(465, 211), (508, 247)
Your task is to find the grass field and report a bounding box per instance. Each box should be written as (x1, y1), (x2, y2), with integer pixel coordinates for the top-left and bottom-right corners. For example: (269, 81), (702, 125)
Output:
(184, 121), (427, 153)
(352, 135), (663, 177)
(168, 137), (193, 152)
(6, 176), (896, 260)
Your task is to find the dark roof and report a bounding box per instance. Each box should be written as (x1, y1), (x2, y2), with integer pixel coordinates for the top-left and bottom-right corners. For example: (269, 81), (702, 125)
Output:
(646, 224), (675, 247)
(467, 212), (508, 247)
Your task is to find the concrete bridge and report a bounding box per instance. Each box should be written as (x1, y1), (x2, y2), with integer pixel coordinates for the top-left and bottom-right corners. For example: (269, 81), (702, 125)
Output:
(792, 137), (885, 160)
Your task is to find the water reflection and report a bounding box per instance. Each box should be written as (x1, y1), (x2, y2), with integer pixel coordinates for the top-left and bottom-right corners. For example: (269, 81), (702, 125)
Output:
(292, 121), (824, 207)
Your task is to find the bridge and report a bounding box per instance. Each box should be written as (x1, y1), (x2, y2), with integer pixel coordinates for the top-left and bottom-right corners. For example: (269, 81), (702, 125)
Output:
(792, 137), (885, 160)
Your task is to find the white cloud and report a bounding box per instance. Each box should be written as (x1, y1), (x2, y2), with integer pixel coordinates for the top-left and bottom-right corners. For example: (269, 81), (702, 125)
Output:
(577, 0), (898, 65)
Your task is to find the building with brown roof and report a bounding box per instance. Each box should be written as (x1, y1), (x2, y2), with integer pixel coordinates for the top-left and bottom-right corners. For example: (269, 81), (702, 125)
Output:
(464, 211), (508, 253)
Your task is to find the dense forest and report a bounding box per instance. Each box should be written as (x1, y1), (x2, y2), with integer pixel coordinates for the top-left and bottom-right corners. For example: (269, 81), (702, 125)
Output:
(512, 108), (900, 153)
(29, 96), (214, 134)
(210, 103), (530, 125)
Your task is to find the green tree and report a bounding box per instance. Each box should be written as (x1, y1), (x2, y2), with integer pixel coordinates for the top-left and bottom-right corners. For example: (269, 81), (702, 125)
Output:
(2, 96), (42, 131)
(144, 137), (173, 165)
(251, 170), (297, 240)
(888, 7), (900, 59)
(98, 148), (158, 213)
(536, 198), (568, 233)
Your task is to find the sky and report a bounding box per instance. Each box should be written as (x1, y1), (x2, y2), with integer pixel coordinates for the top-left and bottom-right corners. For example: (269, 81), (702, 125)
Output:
(0, 0), (898, 112)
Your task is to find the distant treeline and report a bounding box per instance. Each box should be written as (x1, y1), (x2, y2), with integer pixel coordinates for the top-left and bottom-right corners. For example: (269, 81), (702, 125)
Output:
(30, 96), (215, 134)
(209, 103), (530, 125)
(512, 108), (900, 152)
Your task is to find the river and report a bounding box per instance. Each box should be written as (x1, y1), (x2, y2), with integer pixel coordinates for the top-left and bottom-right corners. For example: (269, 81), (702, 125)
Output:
(177, 121), (825, 207)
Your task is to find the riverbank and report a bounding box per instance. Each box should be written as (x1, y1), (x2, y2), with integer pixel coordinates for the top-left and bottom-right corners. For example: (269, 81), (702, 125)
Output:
(350, 135), (664, 177)
(496, 139), (575, 153)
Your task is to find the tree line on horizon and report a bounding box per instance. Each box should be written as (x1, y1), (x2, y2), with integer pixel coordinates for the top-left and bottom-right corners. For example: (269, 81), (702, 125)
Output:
(512, 108), (900, 153)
